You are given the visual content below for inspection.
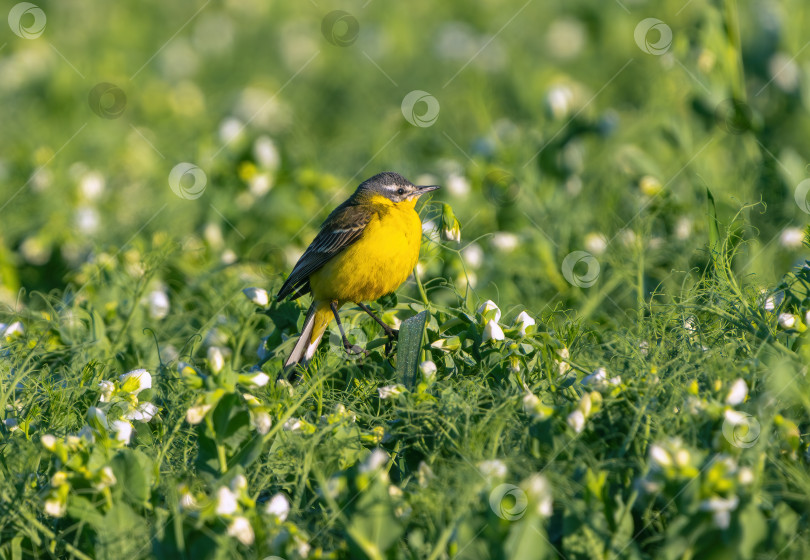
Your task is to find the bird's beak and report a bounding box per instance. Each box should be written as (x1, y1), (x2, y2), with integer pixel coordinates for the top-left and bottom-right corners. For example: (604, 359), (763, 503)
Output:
(416, 184), (441, 195)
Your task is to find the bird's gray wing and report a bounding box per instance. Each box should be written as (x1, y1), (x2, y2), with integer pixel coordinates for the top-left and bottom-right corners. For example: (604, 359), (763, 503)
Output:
(276, 202), (372, 301)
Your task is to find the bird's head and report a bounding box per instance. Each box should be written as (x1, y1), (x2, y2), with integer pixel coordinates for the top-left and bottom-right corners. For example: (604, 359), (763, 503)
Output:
(354, 172), (440, 208)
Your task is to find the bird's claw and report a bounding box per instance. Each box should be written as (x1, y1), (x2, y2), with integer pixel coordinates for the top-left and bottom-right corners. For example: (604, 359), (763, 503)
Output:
(383, 329), (399, 356)
(344, 343), (369, 357)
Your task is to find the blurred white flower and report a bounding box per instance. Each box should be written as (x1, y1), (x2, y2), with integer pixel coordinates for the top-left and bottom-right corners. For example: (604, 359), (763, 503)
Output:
(418, 461), (435, 488)
(230, 474), (248, 492)
(675, 217), (692, 240)
(556, 347), (571, 376)
(780, 227), (804, 249)
(79, 171), (105, 200)
(207, 346), (226, 374)
(252, 411), (272, 435)
(178, 485), (196, 509)
(738, 467), (754, 485)
(283, 418), (303, 432)
(242, 287), (269, 307)
(567, 409), (585, 433)
(769, 52), (800, 92)
(265, 493), (290, 521)
(242, 372), (270, 387)
(75, 207), (100, 234)
(763, 290), (784, 312)
(378, 384), (405, 400)
(41, 434), (56, 450)
(94, 466), (117, 490)
(87, 406), (108, 429)
(4, 418), (19, 431)
(51, 471), (68, 487)
(446, 173), (470, 196)
(419, 360), (437, 380)
(215, 486), (238, 515)
(186, 404), (212, 425)
(219, 117), (245, 145)
(111, 419), (133, 443)
(478, 459), (508, 479)
(582, 367), (621, 389)
(253, 136), (280, 170)
(361, 449), (389, 473)
(147, 290), (170, 320)
(477, 300), (501, 322)
(700, 495), (739, 529)
(2, 321), (23, 338)
(462, 243), (483, 269)
(546, 85), (574, 119)
(119, 369), (151, 395)
(546, 18), (586, 60)
(249, 172), (272, 197)
(514, 311), (535, 337)
(491, 232), (518, 252)
(44, 497), (66, 518)
(227, 516), (254, 545)
(482, 320), (505, 343)
(725, 379), (748, 406)
(723, 409), (748, 426)
(649, 444), (672, 468)
(98, 380), (115, 402)
(523, 474), (553, 517)
(125, 401), (158, 422)
(778, 313), (797, 329)
(584, 232), (607, 255)
(639, 175), (662, 197)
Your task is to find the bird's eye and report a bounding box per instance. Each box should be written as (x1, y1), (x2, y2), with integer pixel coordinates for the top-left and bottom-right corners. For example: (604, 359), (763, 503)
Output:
(396, 188), (405, 195)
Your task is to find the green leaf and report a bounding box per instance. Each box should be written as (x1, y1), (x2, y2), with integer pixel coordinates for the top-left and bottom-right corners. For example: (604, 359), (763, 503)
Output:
(706, 187), (719, 252)
(505, 514), (550, 560)
(376, 292), (397, 308)
(397, 310), (428, 389)
(110, 448), (154, 505)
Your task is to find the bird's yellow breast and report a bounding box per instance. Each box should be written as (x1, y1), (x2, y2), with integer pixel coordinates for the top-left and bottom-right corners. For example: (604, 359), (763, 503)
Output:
(309, 197), (423, 304)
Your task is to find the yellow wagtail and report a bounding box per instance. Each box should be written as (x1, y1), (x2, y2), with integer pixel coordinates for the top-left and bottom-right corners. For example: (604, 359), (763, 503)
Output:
(276, 172), (440, 371)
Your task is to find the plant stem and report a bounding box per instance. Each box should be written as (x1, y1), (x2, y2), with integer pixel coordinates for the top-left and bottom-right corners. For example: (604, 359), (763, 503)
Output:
(414, 267), (430, 307)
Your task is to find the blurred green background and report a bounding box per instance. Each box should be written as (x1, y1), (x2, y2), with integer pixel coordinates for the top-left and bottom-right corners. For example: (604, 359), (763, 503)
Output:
(1, 0), (809, 318)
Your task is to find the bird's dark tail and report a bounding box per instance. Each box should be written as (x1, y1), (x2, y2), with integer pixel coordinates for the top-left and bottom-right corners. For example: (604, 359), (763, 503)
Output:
(283, 301), (333, 375)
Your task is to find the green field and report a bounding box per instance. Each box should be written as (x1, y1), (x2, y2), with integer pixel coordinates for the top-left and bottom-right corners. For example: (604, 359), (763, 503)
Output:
(2, 0), (810, 558)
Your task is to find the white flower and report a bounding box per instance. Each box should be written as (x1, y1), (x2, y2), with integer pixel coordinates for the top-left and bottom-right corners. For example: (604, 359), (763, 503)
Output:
(44, 497), (66, 517)
(491, 232), (518, 252)
(87, 407), (108, 429)
(462, 243), (483, 269)
(186, 404), (213, 425)
(482, 320), (505, 343)
(283, 418), (303, 432)
(51, 471), (68, 487)
(79, 170), (105, 199)
(119, 369), (152, 395)
(582, 367), (622, 389)
(242, 372), (270, 388)
(723, 409), (748, 426)
(4, 418), (19, 431)
(147, 290), (170, 320)
(556, 347), (571, 376)
(179, 485), (196, 509)
(361, 449), (389, 473)
(584, 232), (608, 255)
(418, 461), (435, 488)
(675, 449), (691, 468)
(477, 300), (501, 322)
(763, 290), (784, 312)
(265, 493), (290, 521)
(446, 173), (470, 196)
(215, 486), (239, 516)
(111, 420), (133, 443)
(514, 311), (535, 337)
(242, 287), (269, 307)
(125, 401), (158, 422)
(378, 384), (405, 400)
(780, 227), (804, 249)
(94, 466), (117, 490)
(230, 474), (248, 492)
(252, 411), (272, 435)
(738, 467), (754, 485)
(419, 360), (437, 380)
(253, 136), (280, 170)
(207, 346), (226, 374)
(3, 321), (23, 338)
(41, 434), (56, 450)
(478, 459), (508, 479)
(778, 313), (797, 329)
(523, 474), (553, 517)
(227, 516), (254, 545)
(725, 379), (748, 406)
(567, 409), (585, 433)
(649, 444), (672, 468)
(98, 380), (115, 402)
(700, 495), (739, 529)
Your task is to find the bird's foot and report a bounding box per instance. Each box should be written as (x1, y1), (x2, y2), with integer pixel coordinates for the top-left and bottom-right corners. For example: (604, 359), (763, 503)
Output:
(384, 329), (399, 356)
(343, 341), (369, 357)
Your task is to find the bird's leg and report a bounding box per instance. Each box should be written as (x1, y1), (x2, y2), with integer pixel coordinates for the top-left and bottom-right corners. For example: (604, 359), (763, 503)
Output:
(330, 301), (368, 357)
(356, 302), (399, 355)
